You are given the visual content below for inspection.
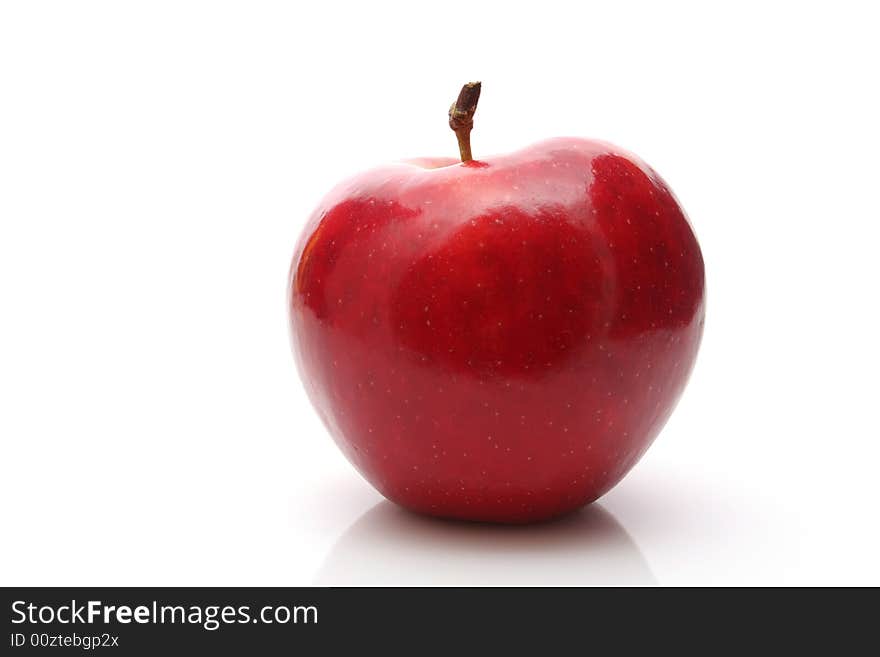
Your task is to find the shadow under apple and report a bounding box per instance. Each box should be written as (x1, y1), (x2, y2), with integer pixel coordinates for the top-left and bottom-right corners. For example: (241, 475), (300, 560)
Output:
(315, 500), (656, 586)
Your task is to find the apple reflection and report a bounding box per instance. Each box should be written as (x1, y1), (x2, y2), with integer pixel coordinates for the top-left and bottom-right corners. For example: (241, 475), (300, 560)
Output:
(316, 501), (656, 586)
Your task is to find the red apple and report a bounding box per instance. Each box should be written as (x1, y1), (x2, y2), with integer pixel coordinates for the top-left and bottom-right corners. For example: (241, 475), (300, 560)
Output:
(289, 83), (705, 523)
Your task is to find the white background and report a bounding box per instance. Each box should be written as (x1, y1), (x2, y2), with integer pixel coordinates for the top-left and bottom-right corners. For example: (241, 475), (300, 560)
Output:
(1, 1), (878, 586)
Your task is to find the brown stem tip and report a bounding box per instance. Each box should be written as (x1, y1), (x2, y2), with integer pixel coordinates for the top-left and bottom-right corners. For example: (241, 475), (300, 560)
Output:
(449, 81), (481, 162)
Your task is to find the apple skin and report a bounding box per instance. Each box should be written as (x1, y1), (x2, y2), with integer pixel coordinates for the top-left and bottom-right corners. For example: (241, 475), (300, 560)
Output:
(289, 137), (705, 523)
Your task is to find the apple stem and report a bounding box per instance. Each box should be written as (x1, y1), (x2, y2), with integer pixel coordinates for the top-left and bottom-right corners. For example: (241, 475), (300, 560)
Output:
(449, 81), (481, 162)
